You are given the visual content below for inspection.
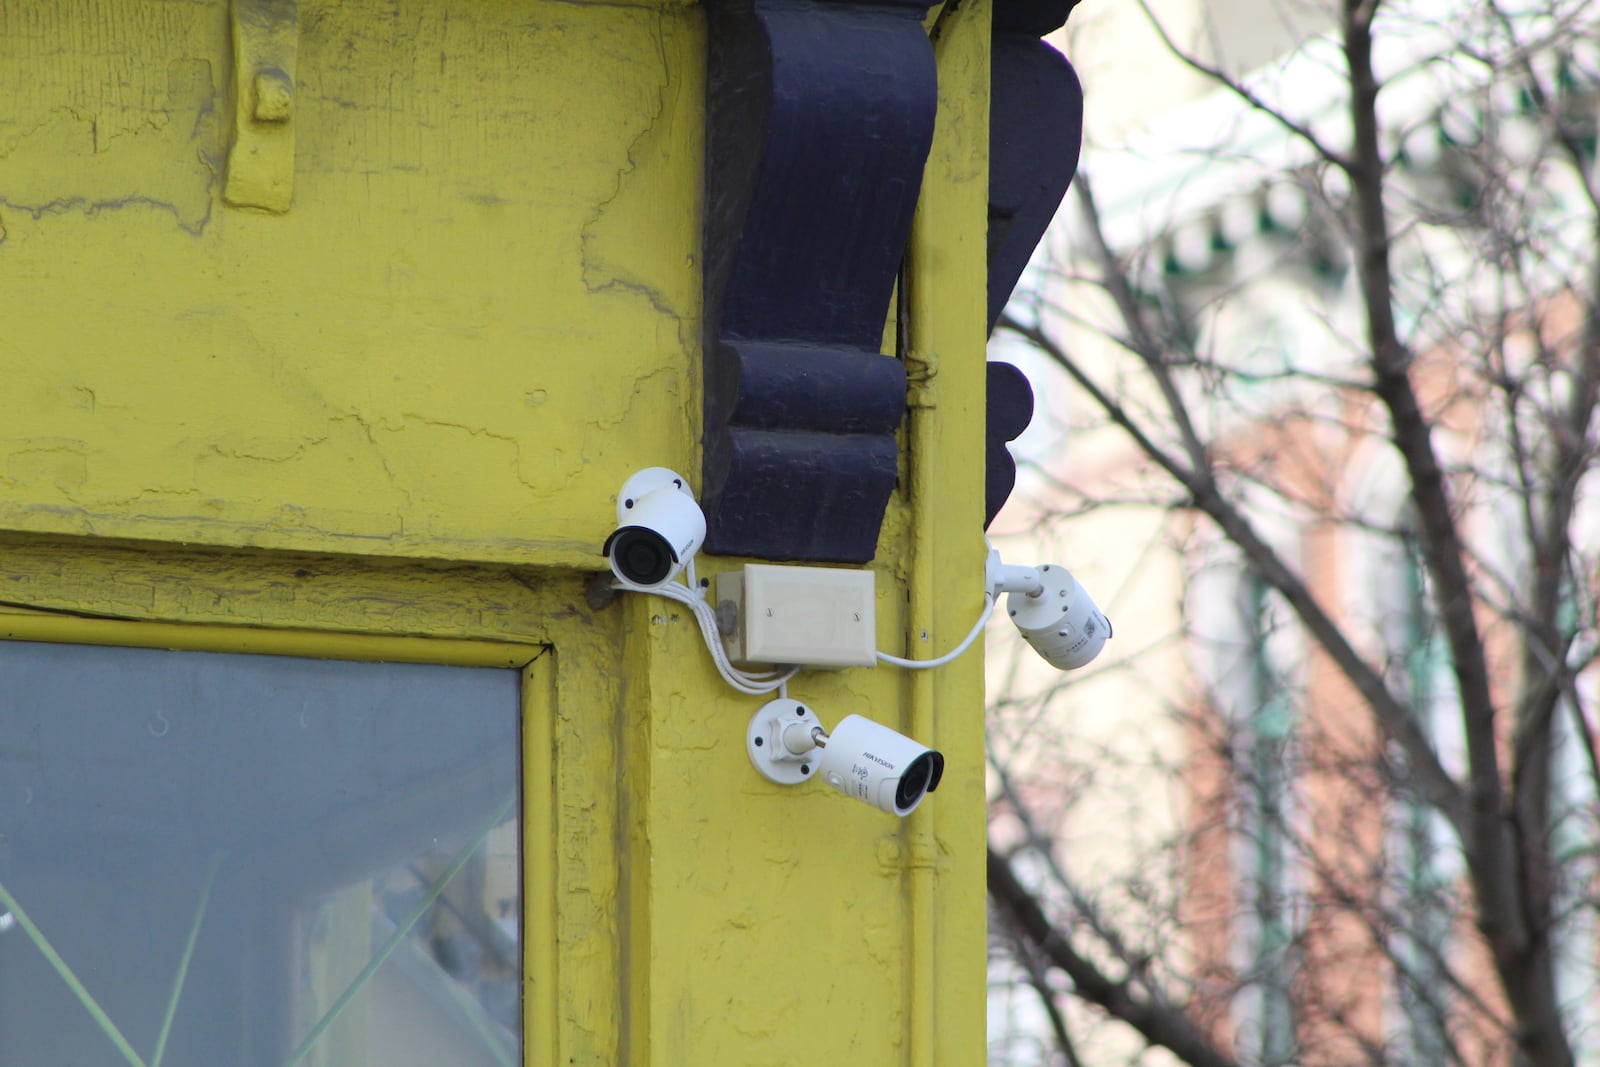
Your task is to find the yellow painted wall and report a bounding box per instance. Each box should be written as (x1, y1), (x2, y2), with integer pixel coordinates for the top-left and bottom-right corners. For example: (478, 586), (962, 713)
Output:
(2, 0), (699, 566)
(0, 0), (992, 1064)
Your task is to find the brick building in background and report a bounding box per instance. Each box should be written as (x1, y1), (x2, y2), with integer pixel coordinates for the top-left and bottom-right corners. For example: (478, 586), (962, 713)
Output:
(985, 1), (1600, 1063)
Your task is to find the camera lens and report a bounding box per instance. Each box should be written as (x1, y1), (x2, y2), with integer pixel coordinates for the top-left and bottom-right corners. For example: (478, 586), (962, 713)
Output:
(894, 750), (945, 812)
(610, 527), (674, 586)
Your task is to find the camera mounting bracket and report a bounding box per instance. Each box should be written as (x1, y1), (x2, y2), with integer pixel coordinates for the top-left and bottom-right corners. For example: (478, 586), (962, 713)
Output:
(746, 698), (826, 786)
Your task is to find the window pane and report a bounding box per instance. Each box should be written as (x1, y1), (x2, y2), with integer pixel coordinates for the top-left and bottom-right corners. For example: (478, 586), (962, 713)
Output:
(0, 641), (521, 1067)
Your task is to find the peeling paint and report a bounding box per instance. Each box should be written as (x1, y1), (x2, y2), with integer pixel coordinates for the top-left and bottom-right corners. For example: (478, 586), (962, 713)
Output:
(578, 6), (703, 356)
(0, 55), (220, 236)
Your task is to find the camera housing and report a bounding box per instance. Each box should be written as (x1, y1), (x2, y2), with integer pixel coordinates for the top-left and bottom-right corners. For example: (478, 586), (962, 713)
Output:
(603, 467), (706, 589)
(816, 714), (944, 816)
(1005, 563), (1110, 671)
(746, 702), (944, 817)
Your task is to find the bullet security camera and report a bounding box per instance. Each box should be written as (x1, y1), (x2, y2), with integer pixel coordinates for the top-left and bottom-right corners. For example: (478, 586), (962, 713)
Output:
(1005, 564), (1110, 670)
(988, 548), (1111, 671)
(603, 467), (706, 589)
(818, 714), (945, 816)
(746, 700), (944, 817)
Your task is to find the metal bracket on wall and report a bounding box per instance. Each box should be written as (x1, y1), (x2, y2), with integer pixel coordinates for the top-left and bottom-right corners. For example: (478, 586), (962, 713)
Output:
(700, 0), (938, 564)
(983, 0), (1085, 526)
(225, 0), (300, 213)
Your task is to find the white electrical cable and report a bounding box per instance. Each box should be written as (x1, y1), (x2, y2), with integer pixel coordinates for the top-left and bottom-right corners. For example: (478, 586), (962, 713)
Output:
(651, 583), (772, 694)
(684, 590), (798, 695)
(621, 565), (993, 687)
(874, 594), (995, 670)
(615, 575), (799, 696)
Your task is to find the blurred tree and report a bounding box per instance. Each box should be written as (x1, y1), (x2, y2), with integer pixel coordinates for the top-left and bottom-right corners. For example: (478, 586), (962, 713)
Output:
(984, 2), (1600, 1066)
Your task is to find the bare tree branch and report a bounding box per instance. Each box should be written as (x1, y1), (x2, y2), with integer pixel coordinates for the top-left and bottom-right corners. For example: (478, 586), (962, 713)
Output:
(987, 2), (1600, 1065)
(1006, 928), (1087, 1067)
(1002, 198), (1469, 830)
(1132, 0), (1355, 175)
(988, 846), (1244, 1067)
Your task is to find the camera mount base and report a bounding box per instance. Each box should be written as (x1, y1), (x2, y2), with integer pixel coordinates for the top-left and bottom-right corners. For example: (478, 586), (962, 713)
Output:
(746, 698), (825, 786)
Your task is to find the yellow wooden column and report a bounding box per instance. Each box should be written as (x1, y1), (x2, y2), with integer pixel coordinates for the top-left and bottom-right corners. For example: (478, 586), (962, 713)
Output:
(624, 4), (993, 1066)
(907, 2), (994, 1065)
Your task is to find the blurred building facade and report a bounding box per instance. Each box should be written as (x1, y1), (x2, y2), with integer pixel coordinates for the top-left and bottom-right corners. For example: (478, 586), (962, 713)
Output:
(987, 1), (1600, 1064)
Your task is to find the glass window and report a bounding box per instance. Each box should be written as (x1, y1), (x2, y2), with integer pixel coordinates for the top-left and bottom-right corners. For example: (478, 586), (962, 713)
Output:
(0, 640), (521, 1067)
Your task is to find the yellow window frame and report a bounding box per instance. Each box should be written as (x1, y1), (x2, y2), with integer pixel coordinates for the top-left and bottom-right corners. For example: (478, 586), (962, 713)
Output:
(0, 535), (565, 1067)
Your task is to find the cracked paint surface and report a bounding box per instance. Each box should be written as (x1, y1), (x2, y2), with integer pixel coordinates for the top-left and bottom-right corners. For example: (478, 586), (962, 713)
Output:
(0, 0), (701, 567)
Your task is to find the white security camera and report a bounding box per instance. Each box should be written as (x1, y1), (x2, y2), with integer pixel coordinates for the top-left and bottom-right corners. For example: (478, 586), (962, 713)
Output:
(818, 714), (945, 816)
(746, 700), (944, 817)
(603, 467), (706, 589)
(988, 548), (1111, 671)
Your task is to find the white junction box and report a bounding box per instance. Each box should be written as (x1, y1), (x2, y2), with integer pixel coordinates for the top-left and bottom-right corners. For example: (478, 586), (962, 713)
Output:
(716, 564), (877, 669)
